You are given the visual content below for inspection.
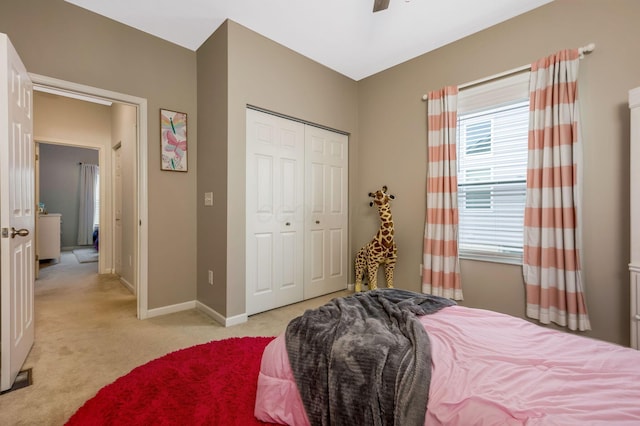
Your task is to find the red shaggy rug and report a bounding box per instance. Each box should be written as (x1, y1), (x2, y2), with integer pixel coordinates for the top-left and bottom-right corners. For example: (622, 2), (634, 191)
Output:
(66, 337), (279, 426)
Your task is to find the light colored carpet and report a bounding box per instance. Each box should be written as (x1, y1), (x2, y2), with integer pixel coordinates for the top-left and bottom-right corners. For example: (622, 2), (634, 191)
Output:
(72, 247), (98, 263)
(0, 251), (349, 425)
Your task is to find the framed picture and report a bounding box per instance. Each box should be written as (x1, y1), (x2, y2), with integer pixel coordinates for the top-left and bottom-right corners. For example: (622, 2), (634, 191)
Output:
(160, 108), (188, 171)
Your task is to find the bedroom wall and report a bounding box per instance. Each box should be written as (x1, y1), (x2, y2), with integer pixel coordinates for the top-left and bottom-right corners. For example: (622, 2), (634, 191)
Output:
(196, 21), (229, 316)
(195, 20), (359, 318)
(225, 21), (359, 317)
(0, 0), (198, 309)
(357, 0), (640, 345)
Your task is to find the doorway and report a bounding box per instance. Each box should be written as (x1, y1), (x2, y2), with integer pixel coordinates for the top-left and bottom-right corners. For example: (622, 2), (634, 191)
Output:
(30, 73), (149, 319)
(36, 143), (100, 273)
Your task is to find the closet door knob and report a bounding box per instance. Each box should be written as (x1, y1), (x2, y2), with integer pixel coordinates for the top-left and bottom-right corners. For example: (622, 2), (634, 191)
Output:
(285, 222), (291, 226)
(315, 220), (320, 224)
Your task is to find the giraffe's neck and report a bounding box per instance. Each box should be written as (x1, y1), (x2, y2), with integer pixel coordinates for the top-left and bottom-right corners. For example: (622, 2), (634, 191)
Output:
(377, 203), (393, 228)
(375, 203), (394, 249)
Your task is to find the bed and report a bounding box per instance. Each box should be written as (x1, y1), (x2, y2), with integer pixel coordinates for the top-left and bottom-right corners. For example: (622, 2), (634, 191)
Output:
(255, 289), (640, 425)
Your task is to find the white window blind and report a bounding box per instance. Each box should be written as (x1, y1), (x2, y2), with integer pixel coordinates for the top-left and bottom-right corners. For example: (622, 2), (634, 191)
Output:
(457, 71), (529, 264)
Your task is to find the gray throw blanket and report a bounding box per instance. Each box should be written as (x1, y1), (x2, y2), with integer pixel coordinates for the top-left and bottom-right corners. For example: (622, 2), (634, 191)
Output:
(285, 289), (456, 426)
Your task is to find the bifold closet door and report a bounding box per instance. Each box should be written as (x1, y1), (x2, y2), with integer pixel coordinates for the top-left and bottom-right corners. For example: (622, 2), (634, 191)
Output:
(246, 109), (305, 315)
(304, 125), (348, 299)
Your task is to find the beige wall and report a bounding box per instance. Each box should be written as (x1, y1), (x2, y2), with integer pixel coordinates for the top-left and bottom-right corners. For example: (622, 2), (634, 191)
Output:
(357, 0), (640, 345)
(195, 21), (359, 317)
(1, 0), (198, 309)
(5, 0), (638, 346)
(196, 22), (229, 315)
(226, 21), (359, 317)
(34, 92), (112, 146)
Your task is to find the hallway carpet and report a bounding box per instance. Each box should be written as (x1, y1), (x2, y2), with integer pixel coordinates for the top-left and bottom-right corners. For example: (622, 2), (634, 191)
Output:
(72, 247), (98, 263)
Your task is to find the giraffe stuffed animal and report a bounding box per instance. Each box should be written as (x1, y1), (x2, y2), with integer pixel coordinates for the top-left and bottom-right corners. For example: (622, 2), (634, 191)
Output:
(354, 186), (397, 292)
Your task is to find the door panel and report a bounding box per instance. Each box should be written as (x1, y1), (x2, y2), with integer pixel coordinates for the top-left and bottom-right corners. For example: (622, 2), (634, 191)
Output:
(1, 33), (34, 392)
(304, 125), (348, 299)
(246, 109), (304, 315)
(246, 109), (348, 314)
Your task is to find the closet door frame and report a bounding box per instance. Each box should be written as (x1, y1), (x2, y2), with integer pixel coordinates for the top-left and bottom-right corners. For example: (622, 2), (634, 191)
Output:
(245, 107), (348, 315)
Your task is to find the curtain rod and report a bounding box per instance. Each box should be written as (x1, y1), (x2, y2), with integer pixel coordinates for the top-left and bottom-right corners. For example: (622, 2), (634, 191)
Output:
(421, 43), (595, 101)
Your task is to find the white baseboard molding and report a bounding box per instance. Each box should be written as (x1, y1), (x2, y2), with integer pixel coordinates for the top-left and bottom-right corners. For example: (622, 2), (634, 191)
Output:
(119, 277), (135, 294)
(146, 300), (196, 319)
(196, 301), (248, 327)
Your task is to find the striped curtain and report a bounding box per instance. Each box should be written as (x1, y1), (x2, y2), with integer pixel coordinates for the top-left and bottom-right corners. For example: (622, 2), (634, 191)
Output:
(423, 86), (463, 300)
(523, 49), (591, 331)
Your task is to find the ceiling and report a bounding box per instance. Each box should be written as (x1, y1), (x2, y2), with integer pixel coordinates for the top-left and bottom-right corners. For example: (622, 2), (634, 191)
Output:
(65, 0), (553, 81)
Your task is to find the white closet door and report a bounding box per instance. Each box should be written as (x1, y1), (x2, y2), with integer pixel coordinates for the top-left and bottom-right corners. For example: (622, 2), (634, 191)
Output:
(304, 125), (348, 299)
(246, 109), (305, 315)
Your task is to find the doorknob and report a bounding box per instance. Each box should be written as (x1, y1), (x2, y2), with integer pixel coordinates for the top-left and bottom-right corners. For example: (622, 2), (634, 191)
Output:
(315, 220), (320, 224)
(10, 227), (29, 238)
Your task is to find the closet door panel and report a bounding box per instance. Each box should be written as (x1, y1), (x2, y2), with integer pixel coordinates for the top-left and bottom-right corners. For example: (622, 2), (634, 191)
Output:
(305, 125), (348, 299)
(246, 109), (304, 315)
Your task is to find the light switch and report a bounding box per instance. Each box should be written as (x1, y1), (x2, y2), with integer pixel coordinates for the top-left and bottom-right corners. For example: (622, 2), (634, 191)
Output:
(204, 192), (213, 206)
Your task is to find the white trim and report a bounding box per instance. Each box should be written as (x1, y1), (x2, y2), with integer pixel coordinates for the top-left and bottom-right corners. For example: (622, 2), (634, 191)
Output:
(29, 73), (149, 320)
(32, 85), (112, 106)
(196, 301), (248, 327)
(630, 87), (640, 110)
(147, 300), (196, 318)
(119, 277), (134, 294)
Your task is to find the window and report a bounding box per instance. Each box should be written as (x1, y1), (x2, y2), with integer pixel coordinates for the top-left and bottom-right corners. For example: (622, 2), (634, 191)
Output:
(464, 121), (491, 155)
(456, 71), (529, 264)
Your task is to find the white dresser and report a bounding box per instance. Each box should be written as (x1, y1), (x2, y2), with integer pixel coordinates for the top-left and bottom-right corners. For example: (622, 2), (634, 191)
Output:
(38, 213), (61, 261)
(629, 87), (640, 349)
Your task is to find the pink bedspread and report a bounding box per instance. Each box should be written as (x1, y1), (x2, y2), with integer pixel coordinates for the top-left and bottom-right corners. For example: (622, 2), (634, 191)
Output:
(255, 305), (640, 425)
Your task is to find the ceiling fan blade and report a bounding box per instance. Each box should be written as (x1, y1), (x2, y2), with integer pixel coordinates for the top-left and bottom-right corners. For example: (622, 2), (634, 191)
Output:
(373, 0), (390, 12)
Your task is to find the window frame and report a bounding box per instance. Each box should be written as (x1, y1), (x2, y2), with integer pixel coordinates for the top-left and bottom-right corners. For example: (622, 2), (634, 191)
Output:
(456, 71), (530, 265)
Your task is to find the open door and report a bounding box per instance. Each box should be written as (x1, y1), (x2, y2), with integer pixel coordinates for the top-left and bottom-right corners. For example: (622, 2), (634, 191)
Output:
(0, 33), (35, 392)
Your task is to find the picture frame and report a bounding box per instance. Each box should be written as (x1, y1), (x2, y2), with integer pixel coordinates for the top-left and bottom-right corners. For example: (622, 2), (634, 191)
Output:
(160, 108), (188, 171)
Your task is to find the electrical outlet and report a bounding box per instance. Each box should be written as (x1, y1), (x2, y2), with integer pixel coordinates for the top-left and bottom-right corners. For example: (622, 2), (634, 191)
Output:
(208, 270), (214, 285)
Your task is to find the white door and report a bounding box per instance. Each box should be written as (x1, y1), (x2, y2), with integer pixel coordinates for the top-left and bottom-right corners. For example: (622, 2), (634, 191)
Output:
(0, 33), (35, 392)
(304, 125), (348, 298)
(246, 109), (305, 315)
(113, 144), (123, 277)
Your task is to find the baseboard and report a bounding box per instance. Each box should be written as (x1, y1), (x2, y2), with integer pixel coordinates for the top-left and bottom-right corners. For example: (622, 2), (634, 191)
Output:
(196, 301), (248, 327)
(119, 277), (134, 294)
(146, 300), (196, 318)
(62, 245), (94, 251)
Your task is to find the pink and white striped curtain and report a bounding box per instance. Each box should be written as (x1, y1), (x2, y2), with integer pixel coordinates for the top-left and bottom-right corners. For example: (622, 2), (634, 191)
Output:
(423, 86), (463, 300)
(523, 49), (591, 331)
